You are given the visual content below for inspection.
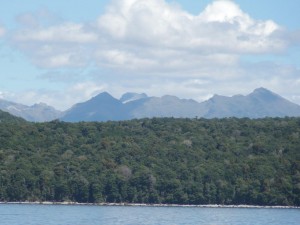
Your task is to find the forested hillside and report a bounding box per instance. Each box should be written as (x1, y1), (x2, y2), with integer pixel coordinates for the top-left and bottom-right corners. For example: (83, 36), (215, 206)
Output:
(0, 114), (299, 206)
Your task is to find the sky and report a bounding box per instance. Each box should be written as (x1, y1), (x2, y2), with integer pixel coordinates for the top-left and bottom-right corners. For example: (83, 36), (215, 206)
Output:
(0, 0), (300, 110)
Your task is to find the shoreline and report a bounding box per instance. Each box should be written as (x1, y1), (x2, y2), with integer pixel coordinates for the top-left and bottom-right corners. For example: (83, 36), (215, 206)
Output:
(0, 201), (299, 209)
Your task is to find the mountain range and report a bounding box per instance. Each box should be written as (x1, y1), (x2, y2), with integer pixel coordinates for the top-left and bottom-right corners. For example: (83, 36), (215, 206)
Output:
(1, 87), (300, 122)
(0, 99), (62, 122)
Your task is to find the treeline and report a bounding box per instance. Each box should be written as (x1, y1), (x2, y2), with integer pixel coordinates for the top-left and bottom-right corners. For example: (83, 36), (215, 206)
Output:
(0, 112), (299, 206)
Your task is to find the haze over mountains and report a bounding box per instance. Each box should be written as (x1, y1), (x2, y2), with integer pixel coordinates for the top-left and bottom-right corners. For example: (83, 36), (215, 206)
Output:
(0, 99), (62, 122)
(1, 88), (300, 122)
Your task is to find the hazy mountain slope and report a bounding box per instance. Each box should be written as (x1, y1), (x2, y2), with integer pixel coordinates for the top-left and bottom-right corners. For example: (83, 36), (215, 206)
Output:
(128, 95), (206, 118)
(202, 88), (300, 118)
(0, 99), (62, 122)
(60, 88), (300, 122)
(61, 92), (130, 122)
(2, 87), (300, 122)
(247, 88), (300, 117)
(120, 92), (148, 103)
(0, 109), (26, 123)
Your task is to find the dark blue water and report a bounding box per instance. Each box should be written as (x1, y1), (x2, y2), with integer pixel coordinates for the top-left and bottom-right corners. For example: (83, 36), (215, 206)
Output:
(0, 204), (299, 225)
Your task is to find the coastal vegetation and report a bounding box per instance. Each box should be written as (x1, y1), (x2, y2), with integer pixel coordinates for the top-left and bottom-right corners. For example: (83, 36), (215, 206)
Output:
(0, 111), (299, 206)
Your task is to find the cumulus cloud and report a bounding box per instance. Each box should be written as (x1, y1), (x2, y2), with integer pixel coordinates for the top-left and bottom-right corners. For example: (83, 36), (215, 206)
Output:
(0, 91), (6, 99)
(0, 0), (300, 110)
(4, 0), (299, 108)
(9, 0), (288, 75)
(11, 20), (97, 68)
(93, 0), (288, 74)
(98, 0), (284, 53)
(14, 22), (98, 43)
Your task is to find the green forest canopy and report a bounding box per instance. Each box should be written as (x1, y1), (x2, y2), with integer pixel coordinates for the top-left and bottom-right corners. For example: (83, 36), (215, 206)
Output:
(0, 111), (299, 206)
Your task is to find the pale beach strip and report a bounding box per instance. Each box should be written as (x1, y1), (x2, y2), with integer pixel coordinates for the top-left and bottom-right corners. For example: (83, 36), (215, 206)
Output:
(0, 201), (299, 209)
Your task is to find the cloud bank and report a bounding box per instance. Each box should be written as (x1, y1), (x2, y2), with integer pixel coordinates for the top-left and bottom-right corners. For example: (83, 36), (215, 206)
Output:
(3, 0), (300, 109)
(11, 0), (286, 73)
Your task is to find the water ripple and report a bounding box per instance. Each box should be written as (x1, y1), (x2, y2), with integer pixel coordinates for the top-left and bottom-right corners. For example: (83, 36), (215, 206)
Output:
(0, 205), (299, 225)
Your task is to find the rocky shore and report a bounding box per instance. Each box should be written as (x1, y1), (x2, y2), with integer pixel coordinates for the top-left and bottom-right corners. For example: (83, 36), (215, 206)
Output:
(1, 202), (299, 209)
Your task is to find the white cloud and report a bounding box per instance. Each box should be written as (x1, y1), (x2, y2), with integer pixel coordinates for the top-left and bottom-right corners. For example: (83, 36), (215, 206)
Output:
(11, 21), (98, 68)
(9, 0), (288, 74)
(14, 22), (98, 43)
(3, 0), (299, 109)
(0, 91), (6, 99)
(10, 10), (98, 68)
(98, 0), (285, 54)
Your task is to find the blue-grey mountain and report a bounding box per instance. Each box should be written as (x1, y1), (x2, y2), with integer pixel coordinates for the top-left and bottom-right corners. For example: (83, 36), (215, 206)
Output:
(1, 87), (300, 122)
(61, 92), (130, 122)
(202, 88), (300, 118)
(0, 99), (62, 122)
(61, 88), (300, 122)
(120, 92), (148, 104)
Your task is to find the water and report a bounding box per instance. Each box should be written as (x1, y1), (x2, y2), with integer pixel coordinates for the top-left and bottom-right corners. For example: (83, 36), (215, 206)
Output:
(0, 204), (299, 225)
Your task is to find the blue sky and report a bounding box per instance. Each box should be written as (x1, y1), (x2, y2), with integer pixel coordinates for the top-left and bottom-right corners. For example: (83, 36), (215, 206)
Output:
(0, 0), (299, 110)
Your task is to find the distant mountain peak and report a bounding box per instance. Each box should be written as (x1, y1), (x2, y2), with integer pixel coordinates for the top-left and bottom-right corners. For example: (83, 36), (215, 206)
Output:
(31, 102), (55, 109)
(90, 92), (118, 103)
(93, 92), (113, 98)
(249, 87), (281, 101)
(0, 100), (62, 122)
(61, 91), (127, 122)
(252, 87), (272, 94)
(211, 94), (224, 99)
(207, 94), (227, 103)
(33, 102), (48, 106)
(2, 87), (300, 122)
(120, 92), (148, 104)
(161, 95), (179, 100)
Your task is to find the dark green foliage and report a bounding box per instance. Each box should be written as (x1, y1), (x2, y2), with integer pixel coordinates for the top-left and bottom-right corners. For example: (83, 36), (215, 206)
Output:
(0, 110), (25, 123)
(0, 116), (299, 206)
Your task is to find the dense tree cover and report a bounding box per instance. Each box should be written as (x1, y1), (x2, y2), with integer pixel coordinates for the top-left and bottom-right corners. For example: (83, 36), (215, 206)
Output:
(0, 110), (25, 123)
(0, 113), (299, 206)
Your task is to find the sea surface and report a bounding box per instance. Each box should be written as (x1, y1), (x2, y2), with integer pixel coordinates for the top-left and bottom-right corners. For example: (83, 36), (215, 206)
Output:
(0, 204), (299, 225)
